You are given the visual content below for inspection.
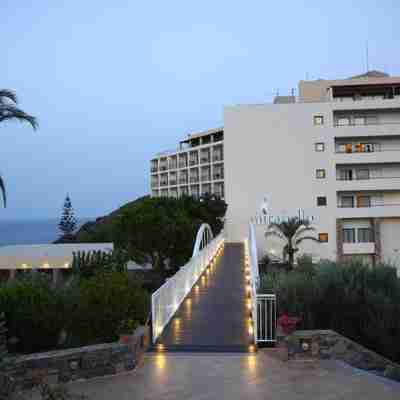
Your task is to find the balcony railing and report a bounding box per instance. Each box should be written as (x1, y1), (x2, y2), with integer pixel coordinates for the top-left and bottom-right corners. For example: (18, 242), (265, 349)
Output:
(170, 180), (177, 186)
(213, 173), (223, 180)
(200, 157), (210, 164)
(213, 155), (223, 162)
(338, 202), (400, 208)
(190, 177), (199, 183)
(151, 166), (158, 172)
(179, 162), (187, 168)
(334, 120), (400, 128)
(337, 175), (400, 181)
(159, 165), (168, 171)
(179, 178), (188, 184)
(160, 181), (168, 186)
(201, 175), (211, 182)
(189, 159), (198, 166)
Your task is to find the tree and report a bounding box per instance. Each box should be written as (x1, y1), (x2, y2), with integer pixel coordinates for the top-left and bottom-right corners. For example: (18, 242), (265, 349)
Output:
(115, 197), (197, 276)
(0, 89), (37, 207)
(59, 194), (77, 237)
(265, 217), (319, 269)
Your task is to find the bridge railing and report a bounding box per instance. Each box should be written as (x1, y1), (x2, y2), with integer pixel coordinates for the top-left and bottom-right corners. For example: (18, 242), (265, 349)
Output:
(245, 223), (277, 344)
(151, 225), (224, 343)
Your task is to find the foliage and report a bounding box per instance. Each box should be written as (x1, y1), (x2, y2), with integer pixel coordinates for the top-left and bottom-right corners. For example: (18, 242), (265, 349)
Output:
(66, 272), (149, 346)
(0, 89), (37, 208)
(0, 275), (66, 354)
(115, 196), (226, 276)
(260, 259), (400, 362)
(117, 318), (139, 335)
(265, 217), (318, 268)
(71, 248), (129, 278)
(59, 195), (77, 237)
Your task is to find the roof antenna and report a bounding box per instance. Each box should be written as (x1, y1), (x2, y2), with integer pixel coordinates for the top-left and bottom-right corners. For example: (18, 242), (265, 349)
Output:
(366, 40), (369, 73)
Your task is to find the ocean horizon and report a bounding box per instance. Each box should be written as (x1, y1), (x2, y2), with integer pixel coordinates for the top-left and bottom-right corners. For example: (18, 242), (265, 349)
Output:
(0, 219), (91, 247)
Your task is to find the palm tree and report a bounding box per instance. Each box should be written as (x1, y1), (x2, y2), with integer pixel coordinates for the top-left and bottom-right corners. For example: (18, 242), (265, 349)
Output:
(265, 217), (319, 269)
(0, 89), (37, 207)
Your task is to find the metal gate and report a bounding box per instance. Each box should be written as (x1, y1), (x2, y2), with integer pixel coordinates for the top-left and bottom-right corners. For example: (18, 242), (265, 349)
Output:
(256, 294), (277, 343)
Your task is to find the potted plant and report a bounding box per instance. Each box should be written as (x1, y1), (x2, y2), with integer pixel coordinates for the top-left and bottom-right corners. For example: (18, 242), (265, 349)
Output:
(118, 319), (138, 344)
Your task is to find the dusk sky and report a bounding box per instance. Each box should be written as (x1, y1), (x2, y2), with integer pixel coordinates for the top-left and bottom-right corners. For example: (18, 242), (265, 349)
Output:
(1, 1), (399, 220)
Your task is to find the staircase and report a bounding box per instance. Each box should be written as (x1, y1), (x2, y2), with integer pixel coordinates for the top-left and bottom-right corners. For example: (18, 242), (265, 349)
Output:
(150, 243), (253, 353)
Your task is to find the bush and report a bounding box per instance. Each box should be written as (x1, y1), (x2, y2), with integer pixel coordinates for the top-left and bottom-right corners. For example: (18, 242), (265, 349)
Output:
(0, 274), (66, 353)
(66, 272), (149, 346)
(260, 259), (400, 363)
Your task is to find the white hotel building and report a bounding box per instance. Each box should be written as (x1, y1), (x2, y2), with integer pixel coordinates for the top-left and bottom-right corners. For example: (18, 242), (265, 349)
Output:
(152, 71), (400, 268)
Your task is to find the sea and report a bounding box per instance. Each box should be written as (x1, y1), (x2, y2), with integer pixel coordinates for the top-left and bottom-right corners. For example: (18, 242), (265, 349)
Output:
(0, 219), (90, 247)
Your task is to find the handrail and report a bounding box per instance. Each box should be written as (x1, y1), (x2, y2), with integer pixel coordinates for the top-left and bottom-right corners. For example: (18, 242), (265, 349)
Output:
(192, 223), (214, 257)
(151, 227), (224, 343)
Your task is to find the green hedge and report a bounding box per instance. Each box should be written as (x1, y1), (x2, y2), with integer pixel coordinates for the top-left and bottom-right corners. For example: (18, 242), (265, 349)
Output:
(0, 272), (149, 354)
(261, 258), (400, 363)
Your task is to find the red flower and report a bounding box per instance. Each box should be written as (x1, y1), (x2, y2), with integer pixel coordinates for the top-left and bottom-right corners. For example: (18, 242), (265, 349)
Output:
(277, 314), (301, 335)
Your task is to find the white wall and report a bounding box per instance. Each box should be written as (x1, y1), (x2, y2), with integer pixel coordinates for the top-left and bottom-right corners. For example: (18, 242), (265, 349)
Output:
(380, 218), (400, 274)
(224, 102), (337, 260)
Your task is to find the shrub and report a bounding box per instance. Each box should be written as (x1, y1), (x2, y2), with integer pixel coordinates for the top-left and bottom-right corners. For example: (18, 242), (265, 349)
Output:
(0, 275), (66, 354)
(260, 260), (400, 363)
(66, 272), (149, 346)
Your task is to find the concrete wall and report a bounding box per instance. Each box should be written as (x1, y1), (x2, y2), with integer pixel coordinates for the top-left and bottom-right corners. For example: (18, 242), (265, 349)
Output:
(224, 102), (337, 260)
(381, 218), (400, 273)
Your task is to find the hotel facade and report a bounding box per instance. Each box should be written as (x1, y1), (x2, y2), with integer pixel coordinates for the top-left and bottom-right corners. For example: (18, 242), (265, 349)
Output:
(151, 71), (400, 268)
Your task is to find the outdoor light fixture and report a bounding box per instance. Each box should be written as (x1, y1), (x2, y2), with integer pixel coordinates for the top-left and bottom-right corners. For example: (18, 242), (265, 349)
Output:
(248, 326), (254, 336)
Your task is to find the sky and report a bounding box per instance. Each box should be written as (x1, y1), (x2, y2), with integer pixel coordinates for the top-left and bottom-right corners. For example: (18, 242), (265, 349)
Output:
(1, 0), (399, 220)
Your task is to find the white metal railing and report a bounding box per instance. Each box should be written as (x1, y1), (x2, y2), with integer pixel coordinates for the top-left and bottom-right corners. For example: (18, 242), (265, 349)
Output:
(151, 227), (224, 343)
(246, 222), (277, 344)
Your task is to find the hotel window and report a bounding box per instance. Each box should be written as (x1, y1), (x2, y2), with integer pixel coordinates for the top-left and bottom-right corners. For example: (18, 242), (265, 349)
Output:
(315, 143), (325, 152)
(316, 169), (326, 179)
(356, 169), (370, 180)
(357, 195), (371, 208)
(318, 233), (328, 242)
(358, 228), (373, 243)
(340, 196), (354, 208)
(343, 228), (356, 243)
(313, 115), (324, 126)
(317, 196), (327, 206)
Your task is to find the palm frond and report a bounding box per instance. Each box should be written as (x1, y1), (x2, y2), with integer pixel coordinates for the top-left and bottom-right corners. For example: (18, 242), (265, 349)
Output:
(295, 235), (319, 246)
(0, 89), (17, 104)
(294, 225), (316, 240)
(265, 230), (287, 243)
(0, 105), (38, 130)
(0, 175), (6, 208)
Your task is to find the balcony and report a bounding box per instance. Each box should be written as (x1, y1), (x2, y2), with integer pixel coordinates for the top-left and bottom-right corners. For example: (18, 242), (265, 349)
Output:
(151, 166), (158, 173)
(336, 176), (400, 192)
(189, 159), (198, 166)
(169, 180), (177, 186)
(179, 178), (188, 184)
(169, 163), (177, 170)
(342, 242), (375, 255)
(159, 165), (168, 171)
(337, 203), (400, 218)
(335, 148), (400, 164)
(190, 177), (199, 183)
(160, 180), (168, 187)
(151, 181), (158, 188)
(201, 175), (211, 182)
(200, 157), (210, 164)
(213, 155), (223, 162)
(179, 162), (187, 168)
(213, 173), (224, 180)
(333, 122), (400, 138)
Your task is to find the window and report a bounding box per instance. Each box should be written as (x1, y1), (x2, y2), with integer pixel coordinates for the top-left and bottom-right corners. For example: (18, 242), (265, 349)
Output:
(340, 196), (354, 208)
(315, 142), (325, 152)
(357, 195), (371, 208)
(317, 196), (327, 206)
(338, 169), (353, 181)
(356, 169), (370, 180)
(318, 233), (328, 242)
(337, 117), (350, 126)
(313, 115), (324, 126)
(354, 116), (366, 125)
(343, 228), (356, 243)
(316, 169), (326, 179)
(358, 228), (373, 243)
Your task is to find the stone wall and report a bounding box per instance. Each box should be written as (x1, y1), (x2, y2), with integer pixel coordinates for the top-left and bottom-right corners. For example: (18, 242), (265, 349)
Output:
(286, 330), (399, 372)
(3, 325), (149, 392)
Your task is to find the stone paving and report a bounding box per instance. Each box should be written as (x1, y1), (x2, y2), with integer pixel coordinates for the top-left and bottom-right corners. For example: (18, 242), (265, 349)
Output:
(66, 351), (400, 400)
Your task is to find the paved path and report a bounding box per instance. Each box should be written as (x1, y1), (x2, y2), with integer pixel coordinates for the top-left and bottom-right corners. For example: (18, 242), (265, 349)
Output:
(156, 243), (250, 351)
(67, 352), (400, 400)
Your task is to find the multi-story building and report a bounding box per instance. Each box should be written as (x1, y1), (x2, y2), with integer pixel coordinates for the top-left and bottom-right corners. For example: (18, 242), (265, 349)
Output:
(150, 127), (224, 199)
(224, 71), (400, 268)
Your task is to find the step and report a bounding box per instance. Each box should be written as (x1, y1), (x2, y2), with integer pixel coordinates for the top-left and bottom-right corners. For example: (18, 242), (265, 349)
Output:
(148, 344), (255, 353)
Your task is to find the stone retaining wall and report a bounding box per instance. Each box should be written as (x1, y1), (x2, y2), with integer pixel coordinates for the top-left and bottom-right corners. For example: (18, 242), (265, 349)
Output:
(3, 325), (149, 392)
(286, 330), (399, 372)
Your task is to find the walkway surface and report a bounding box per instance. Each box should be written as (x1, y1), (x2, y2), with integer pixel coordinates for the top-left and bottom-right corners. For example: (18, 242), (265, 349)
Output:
(155, 243), (250, 351)
(67, 352), (400, 400)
